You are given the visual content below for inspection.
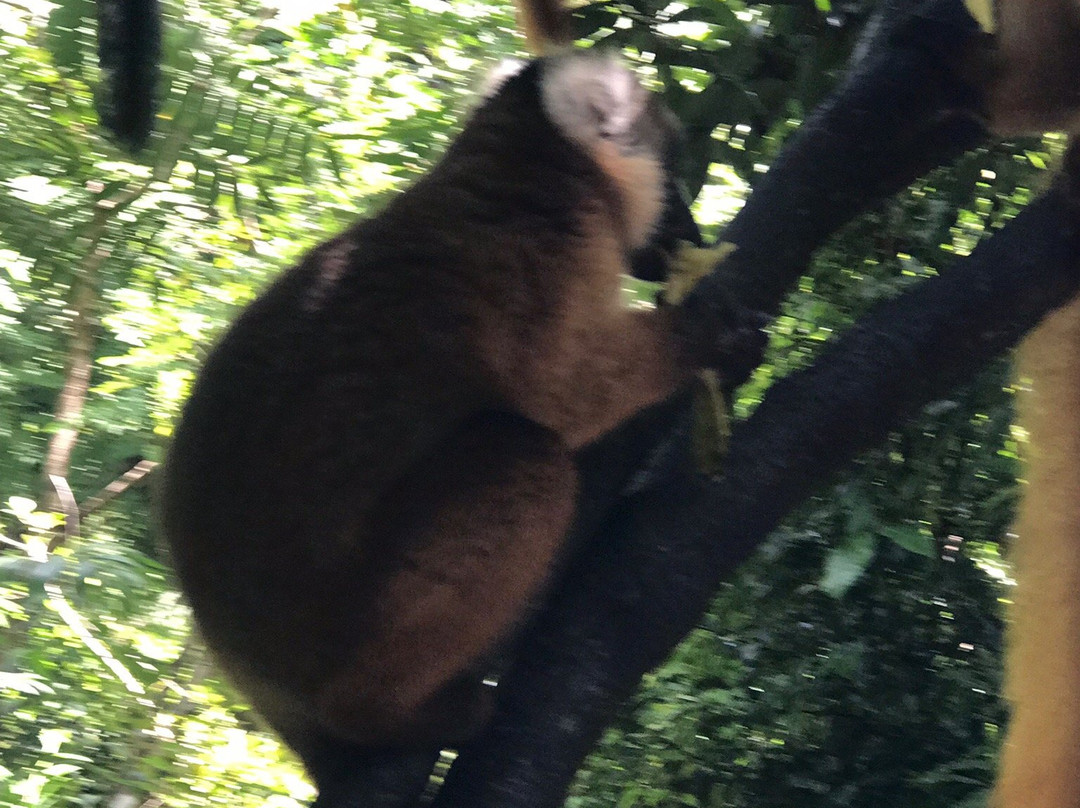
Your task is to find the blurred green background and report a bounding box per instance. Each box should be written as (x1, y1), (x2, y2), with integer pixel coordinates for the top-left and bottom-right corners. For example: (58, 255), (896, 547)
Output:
(0, 1), (1059, 806)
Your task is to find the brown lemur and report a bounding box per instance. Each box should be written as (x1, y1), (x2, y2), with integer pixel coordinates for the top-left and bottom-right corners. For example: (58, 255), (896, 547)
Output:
(960, 2), (1080, 806)
(160, 0), (762, 802)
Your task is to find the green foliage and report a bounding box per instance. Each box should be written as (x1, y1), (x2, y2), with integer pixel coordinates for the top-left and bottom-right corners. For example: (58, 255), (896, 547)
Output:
(0, 0), (1057, 805)
(574, 526), (1005, 808)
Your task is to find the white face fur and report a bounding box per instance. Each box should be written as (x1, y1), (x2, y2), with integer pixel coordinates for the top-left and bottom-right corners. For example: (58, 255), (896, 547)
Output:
(541, 52), (669, 247)
(478, 51), (671, 248)
(539, 52), (652, 152)
(481, 52), (655, 152)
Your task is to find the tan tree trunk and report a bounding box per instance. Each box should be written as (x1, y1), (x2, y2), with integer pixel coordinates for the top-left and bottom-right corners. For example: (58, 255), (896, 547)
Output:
(39, 268), (102, 513)
(994, 294), (1080, 808)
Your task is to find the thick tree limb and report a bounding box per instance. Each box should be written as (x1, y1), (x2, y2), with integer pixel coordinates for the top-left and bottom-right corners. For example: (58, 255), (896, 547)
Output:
(683, 0), (984, 323)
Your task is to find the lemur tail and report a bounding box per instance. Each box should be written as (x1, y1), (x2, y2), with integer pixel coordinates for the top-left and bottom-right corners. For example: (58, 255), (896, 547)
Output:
(514, 0), (575, 55)
(95, 0), (162, 151)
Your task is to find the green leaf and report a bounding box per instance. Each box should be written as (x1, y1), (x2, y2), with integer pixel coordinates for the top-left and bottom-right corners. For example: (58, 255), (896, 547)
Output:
(0, 555), (66, 584)
(819, 532), (876, 599)
(879, 524), (935, 558)
(45, 0), (94, 71)
(575, 2), (621, 39)
(40, 763), (81, 777)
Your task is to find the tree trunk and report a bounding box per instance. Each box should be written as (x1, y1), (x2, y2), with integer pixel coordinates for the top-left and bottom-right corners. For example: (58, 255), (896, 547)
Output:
(39, 267), (102, 512)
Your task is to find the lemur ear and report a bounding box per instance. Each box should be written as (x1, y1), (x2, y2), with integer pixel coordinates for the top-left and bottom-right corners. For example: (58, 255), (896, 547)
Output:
(481, 59), (528, 98)
(540, 53), (650, 150)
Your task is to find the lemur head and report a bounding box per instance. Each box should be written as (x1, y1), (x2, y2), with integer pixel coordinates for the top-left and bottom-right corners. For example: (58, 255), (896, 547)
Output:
(471, 51), (685, 252)
(539, 52), (681, 247)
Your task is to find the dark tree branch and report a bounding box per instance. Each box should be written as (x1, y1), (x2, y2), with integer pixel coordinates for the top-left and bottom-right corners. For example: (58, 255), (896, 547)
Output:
(685, 0), (984, 319)
(428, 1), (1080, 806)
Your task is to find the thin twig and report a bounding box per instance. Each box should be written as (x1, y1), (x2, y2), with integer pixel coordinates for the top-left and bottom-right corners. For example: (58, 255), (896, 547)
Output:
(43, 583), (146, 695)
